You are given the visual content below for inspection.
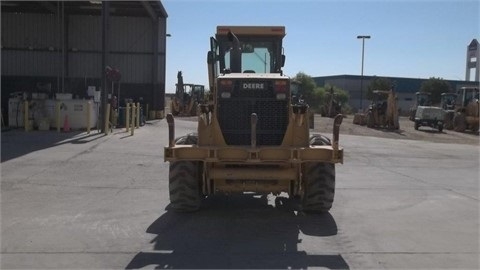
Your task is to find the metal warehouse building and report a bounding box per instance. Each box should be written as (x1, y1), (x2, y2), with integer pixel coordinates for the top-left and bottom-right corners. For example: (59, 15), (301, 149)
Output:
(313, 75), (479, 113)
(1, 1), (168, 126)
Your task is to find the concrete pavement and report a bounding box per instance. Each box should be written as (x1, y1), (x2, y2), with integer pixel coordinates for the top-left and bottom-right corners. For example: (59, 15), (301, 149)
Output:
(1, 119), (478, 269)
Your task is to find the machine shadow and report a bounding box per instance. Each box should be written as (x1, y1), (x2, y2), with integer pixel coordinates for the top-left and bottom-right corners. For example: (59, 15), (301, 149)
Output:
(0, 130), (107, 162)
(126, 195), (349, 269)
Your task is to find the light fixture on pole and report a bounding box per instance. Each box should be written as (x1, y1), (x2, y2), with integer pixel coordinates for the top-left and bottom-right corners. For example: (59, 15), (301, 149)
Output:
(357, 35), (370, 111)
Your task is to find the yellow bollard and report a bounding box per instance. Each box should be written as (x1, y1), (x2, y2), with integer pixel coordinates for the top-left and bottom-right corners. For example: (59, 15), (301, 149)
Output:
(86, 101), (91, 134)
(56, 101), (61, 132)
(131, 103), (136, 136)
(126, 103), (130, 132)
(136, 102), (140, 129)
(24, 100), (29, 132)
(146, 104), (149, 121)
(104, 103), (111, 135)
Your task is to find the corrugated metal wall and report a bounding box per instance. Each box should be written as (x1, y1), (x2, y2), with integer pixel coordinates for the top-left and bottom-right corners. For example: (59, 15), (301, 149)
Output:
(1, 13), (59, 49)
(1, 12), (166, 84)
(2, 51), (60, 77)
(1, 13), (60, 77)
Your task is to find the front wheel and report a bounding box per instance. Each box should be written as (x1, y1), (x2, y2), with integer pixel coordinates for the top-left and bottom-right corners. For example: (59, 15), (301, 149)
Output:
(302, 162), (336, 213)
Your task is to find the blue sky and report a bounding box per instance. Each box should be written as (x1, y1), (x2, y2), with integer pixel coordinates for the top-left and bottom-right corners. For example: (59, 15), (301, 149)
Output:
(162, 0), (479, 93)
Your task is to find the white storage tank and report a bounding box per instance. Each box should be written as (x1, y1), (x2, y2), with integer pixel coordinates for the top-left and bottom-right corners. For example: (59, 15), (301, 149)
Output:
(8, 98), (98, 130)
(52, 99), (98, 129)
(8, 98), (25, 127)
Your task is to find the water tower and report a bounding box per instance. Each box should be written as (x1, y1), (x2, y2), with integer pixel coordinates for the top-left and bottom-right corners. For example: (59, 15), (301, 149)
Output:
(465, 39), (479, 81)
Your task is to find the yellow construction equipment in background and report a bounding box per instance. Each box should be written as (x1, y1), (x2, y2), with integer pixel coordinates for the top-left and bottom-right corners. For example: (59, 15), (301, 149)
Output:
(452, 87), (479, 132)
(170, 71), (205, 116)
(353, 89), (399, 130)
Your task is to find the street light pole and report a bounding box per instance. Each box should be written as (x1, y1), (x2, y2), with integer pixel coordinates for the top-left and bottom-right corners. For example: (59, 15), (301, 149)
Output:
(357, 35), (370, 112)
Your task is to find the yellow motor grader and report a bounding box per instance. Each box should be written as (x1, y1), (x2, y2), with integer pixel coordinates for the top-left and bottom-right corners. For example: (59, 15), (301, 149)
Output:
(164, 26), (344, 213)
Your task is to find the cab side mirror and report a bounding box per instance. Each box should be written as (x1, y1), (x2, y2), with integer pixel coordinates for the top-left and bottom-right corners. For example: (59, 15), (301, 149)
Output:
(207, 51), (215, 64)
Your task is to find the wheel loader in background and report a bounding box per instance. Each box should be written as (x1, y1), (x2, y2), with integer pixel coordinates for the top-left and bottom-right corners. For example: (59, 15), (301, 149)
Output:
(365, 89), (400, 130)
(353, 89), (399, 129)
(164, 26), (344, 213)
(452, 87), (479, 132)
(170, 71), (205, 116)
(440, 92), (457, 130)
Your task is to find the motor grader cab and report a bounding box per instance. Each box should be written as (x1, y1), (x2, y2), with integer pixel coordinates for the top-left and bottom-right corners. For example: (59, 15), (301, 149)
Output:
(441, 93), (457, 130)
(164, 26), (344, 213)
(453, 87), (479, 132)
(170, 71), (205, 116)
(409, 92), (432, 121)
(366, 89), (399, 130)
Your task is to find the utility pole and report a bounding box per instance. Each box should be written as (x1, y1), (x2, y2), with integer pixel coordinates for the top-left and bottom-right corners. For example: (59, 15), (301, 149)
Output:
(357, 35), (371, 111)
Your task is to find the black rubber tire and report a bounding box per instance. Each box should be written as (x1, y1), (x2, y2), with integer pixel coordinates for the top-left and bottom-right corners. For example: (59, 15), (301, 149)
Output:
(394, 114), (400, 130)
(414, 121), (419, 130)
(409, 109), (416, 121)
(438, 124), (443, 132)
(444, 112), (454, 130)
(168, 133), (201, 212)
(366, 111), (374, 128)
(171, 101), (179, 116)
(453, 113), (466, 132)
(471, 124), (479, 133)
(175, 133), (198, 145)
(302, 162), (336, 213)
(169, 161), (201, 212)
(309, 134), (331, 146)
(190, 101), (198, 116)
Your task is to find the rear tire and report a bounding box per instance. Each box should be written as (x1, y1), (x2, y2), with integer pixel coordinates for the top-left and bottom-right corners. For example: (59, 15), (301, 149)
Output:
(444, 112), (454, 130)
(366, 111), (374, 128)
(169, 161), (202, 212)
(171, 100), (179, 116)
(453, 113), (466, 132)
(409, 109), (416, 121)
(302, 162), (336, 213)
(190, 101), (198, 116)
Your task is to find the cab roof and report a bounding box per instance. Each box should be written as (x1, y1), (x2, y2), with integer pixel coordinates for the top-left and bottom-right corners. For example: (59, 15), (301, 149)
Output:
(216, 26), (285, 37)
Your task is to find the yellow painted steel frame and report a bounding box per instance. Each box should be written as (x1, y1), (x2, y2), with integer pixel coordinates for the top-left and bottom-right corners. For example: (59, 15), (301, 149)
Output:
(165, 106), (343, 164)
(164, 105), (343, 195)
(165, 144), (343, 164)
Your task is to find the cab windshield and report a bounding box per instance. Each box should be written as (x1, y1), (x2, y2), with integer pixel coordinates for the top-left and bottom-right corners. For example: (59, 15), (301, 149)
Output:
(217, 39), (281, 74)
